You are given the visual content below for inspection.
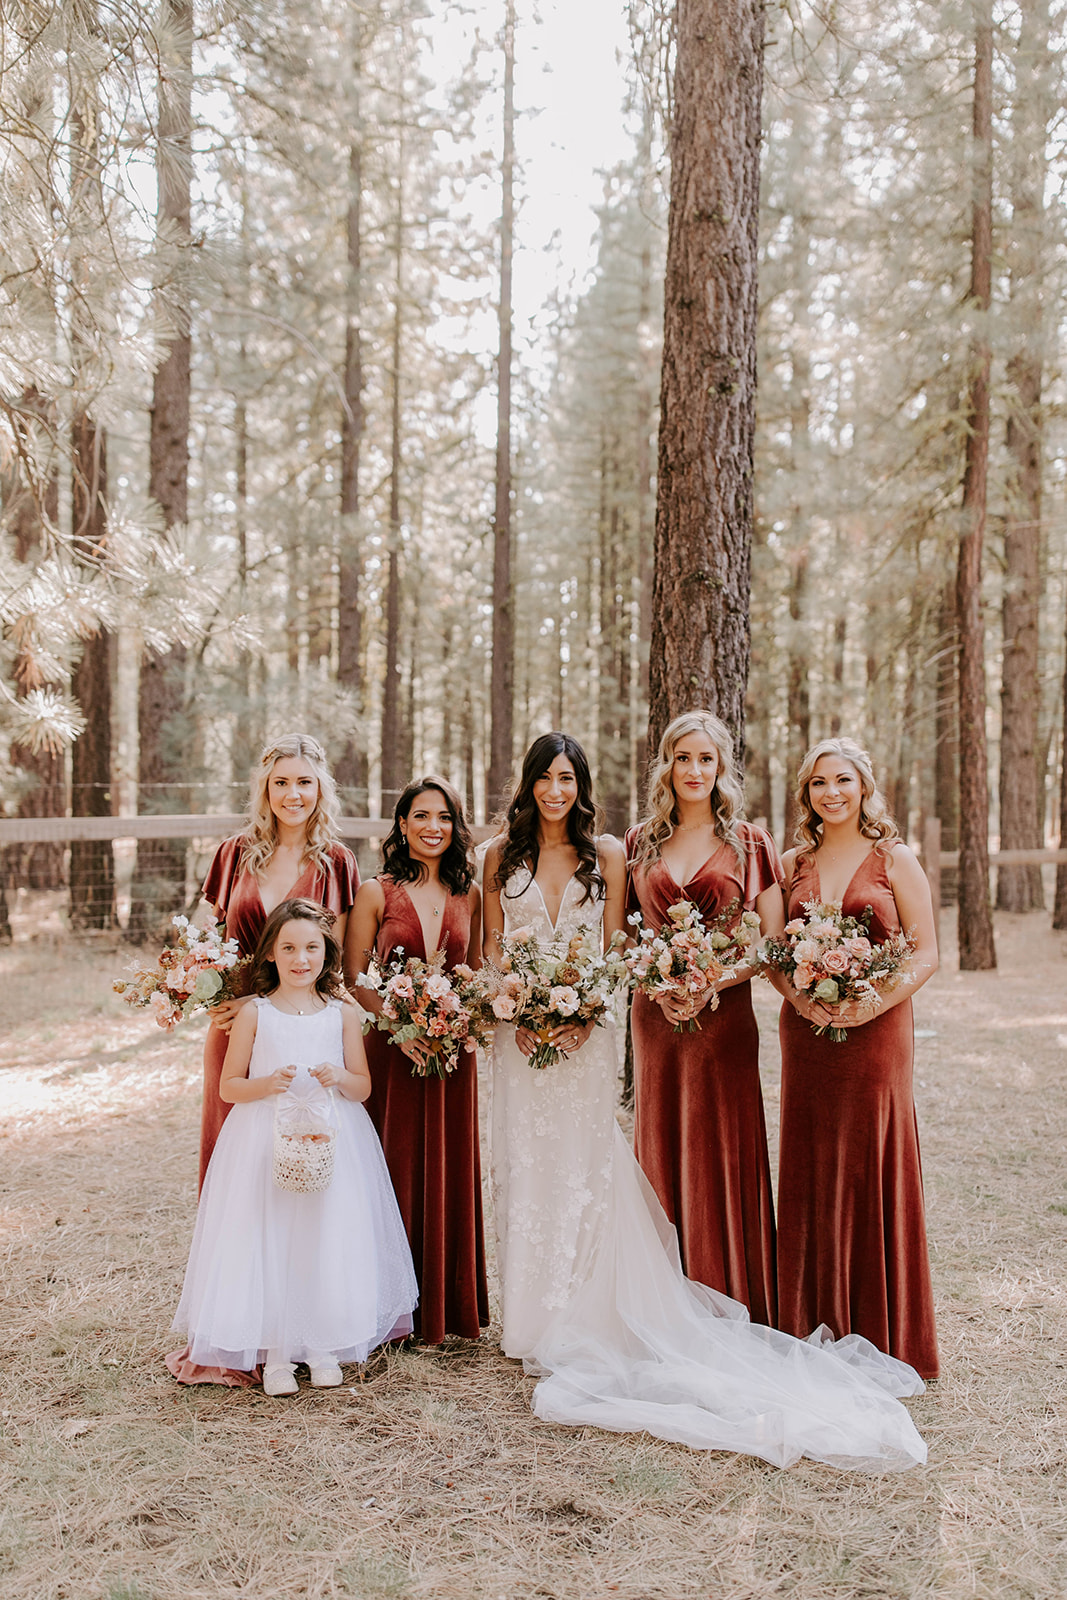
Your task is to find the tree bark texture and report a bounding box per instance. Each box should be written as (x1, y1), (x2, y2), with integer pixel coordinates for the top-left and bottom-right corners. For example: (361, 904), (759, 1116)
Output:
(956, 3), (997, 970)
(648, 0), (764, 760)
(1053, 632), (1067, 927)
(487, 0), (516, 816)
(69, 414), (115, 930)
(131, 0), (193, 937)
(336, 61), (368, 808)
(998, 0), (1050, 913)
(5, 388), (65, 888)
(380, 167), (405, 813)
(934, 578), (959, 904)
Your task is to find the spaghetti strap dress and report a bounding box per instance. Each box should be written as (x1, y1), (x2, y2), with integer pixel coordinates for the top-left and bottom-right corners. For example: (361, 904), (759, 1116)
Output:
(363, 876), (490, 1343)
(197, 837), (358, 1191)
(777, 848), (939, 1379)
(626, 822), (780, 1325)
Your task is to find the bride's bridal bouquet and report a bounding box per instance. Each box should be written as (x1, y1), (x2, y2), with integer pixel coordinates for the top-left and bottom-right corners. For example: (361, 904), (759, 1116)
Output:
(113, 915), (248, 1029)
(624, 898), (763, 1031)
(758, 899), (914, 1042)
(478, 925), (629, 1070)
(362, 949), (493, 1078)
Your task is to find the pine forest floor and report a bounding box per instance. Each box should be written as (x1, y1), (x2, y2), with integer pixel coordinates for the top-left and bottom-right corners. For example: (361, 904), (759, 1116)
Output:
(1, 908), (1066, 1600)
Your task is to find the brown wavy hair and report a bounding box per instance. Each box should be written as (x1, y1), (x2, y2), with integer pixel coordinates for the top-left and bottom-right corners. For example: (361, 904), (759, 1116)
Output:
(251, 897), (346, 1000)
(632, 710), (746, 872)
(380, 776), (475, 895)
(240, 733), (342, 877)
(792, 737), (899, 860)
(491, 732), (604, 906)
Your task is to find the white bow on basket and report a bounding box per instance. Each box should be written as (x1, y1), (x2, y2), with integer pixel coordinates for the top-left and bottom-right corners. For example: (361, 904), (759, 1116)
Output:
(271, 1067), (337, 1194)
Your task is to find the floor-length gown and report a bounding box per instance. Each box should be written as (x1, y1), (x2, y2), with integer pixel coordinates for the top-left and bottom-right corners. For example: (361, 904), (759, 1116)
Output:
(777, 849), (939, 1379)
(489, 864), (929, 1471)
(197, 837), (359, 1192)
(363, 877), (490, 1343)
(168, 837), (357, 1387)
(626, 823), (779, 1324)
(173, 1000), (417, 1370)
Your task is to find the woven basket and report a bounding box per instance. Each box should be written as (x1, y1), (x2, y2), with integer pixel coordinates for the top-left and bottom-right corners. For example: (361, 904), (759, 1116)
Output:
(272, 1111), (336, 1194)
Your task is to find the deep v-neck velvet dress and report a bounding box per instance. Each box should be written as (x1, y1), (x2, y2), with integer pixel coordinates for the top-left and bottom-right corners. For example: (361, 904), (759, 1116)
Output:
(198, 837), (359, 1191)
(363, 876), (490, 1343)
(625, 823), (781, 1326)
(777, 848), (938, 1379)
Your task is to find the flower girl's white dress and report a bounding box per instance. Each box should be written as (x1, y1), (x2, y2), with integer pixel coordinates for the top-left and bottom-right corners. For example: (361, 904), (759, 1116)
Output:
(174, 998), (417, 1369)
(489, 867), (928, 1472)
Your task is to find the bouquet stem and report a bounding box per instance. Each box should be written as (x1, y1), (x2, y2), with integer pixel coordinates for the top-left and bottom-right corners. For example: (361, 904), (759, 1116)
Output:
(812, 1023), (850, 1044)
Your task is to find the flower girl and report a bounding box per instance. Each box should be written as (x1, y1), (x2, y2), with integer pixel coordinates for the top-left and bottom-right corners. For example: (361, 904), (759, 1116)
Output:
(171, 898), (418, 1396)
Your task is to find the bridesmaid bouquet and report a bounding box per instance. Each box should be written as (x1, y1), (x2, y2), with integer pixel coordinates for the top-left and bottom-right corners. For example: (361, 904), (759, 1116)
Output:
(758, 899), (914, 1042)
(362, 949), (494, 1079)
(624, 898), (763, 1032)
(113, 915), (248, 1030)
(478, 926), (629, 1069)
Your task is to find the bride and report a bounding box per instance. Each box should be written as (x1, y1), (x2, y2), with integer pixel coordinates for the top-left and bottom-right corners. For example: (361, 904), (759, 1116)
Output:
(482, 731), (928, 1472)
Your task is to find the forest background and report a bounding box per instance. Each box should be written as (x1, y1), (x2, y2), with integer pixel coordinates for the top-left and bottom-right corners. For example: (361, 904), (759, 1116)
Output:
(1, 0), (1066, 954)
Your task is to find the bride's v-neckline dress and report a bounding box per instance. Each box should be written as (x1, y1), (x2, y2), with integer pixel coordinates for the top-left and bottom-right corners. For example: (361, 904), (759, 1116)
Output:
(487, 864), (929, 1472)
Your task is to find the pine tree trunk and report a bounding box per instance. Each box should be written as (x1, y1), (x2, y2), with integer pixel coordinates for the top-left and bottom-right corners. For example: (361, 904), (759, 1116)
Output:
(6, 388), (65, 889)
(69, 414), (115, 930)
(131, 0), (193, 938)
(957, 3), (997, 969)
(934, 578), (960, 904)
(1053, 635), (1067, 927)
(997, 0), (1049, 913)
(487, 0), (516, 815)
(380, 170), (405, 813)
(336, 78), (368, 810)
(648, 0), (763, 758)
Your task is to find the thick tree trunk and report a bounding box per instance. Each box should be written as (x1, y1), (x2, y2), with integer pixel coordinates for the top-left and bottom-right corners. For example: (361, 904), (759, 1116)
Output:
(487, 0), (516, 815)
(131, 0), (193, 938)
(69, 415), (115, 930)
(998, 0), (1049, 913)
(956, 5), (997, 969)
(648, 0), (763, 759)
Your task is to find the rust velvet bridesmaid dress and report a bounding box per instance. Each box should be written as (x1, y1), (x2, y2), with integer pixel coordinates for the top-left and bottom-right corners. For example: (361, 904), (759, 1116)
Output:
(625, 823), (781, 1326)
(198, 838), (359, 1191)
(777, 849), (939, 1379)
(363, 877), (490, 1343)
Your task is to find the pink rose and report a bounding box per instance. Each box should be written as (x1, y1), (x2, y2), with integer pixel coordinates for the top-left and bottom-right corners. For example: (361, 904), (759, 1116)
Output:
(822, 948), (850, 975)
(785, 919), (806, 936)
(793, 961), (817, 990)
(491, 994), (518, 1021)
(846, 936), (872, 961)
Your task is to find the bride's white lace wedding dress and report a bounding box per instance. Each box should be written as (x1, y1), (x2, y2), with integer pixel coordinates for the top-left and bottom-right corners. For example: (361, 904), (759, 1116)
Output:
(488, 866), (927, 1471)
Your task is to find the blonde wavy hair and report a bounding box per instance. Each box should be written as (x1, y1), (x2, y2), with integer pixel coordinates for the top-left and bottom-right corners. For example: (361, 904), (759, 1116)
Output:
(792, 737), (899, 859)
(632, 710), (746, 871)
(240, 734), (342, 877)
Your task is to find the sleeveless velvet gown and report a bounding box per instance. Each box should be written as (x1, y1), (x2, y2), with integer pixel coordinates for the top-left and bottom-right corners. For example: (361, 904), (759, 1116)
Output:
(777, 848), (939, 1379)
(363, 877), (490, 1343)
(626, 823), (781, 1326)
(198, 837), (359, 1191)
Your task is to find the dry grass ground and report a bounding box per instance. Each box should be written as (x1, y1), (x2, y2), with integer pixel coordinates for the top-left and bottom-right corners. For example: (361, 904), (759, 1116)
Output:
(1, 910), (1066, 1600)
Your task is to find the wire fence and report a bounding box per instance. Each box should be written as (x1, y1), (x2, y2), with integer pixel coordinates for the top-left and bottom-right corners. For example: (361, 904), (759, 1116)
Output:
(0, 815), (496, 944)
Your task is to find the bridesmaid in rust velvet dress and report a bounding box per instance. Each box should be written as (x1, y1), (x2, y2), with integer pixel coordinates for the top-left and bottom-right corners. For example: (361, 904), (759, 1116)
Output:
(777, 738), (939, 1379)
(345, 776), (489, 1344)
(626, 710), (785, 1326)
(198, 734), (358, 1192)
(168, 733), (358, 1387)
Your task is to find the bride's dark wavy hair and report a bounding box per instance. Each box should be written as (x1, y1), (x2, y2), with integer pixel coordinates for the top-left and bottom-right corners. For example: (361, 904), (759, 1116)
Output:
(492, 732), (604, 906)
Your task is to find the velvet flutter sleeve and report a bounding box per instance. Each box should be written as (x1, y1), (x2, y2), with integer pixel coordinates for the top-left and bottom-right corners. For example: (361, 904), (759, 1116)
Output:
(740, 824), (784, 910)
(201, 836), (245, 915)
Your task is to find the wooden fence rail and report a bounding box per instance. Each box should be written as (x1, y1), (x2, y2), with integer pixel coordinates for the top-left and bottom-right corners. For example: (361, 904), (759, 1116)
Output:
(0, 815), (495, 846)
